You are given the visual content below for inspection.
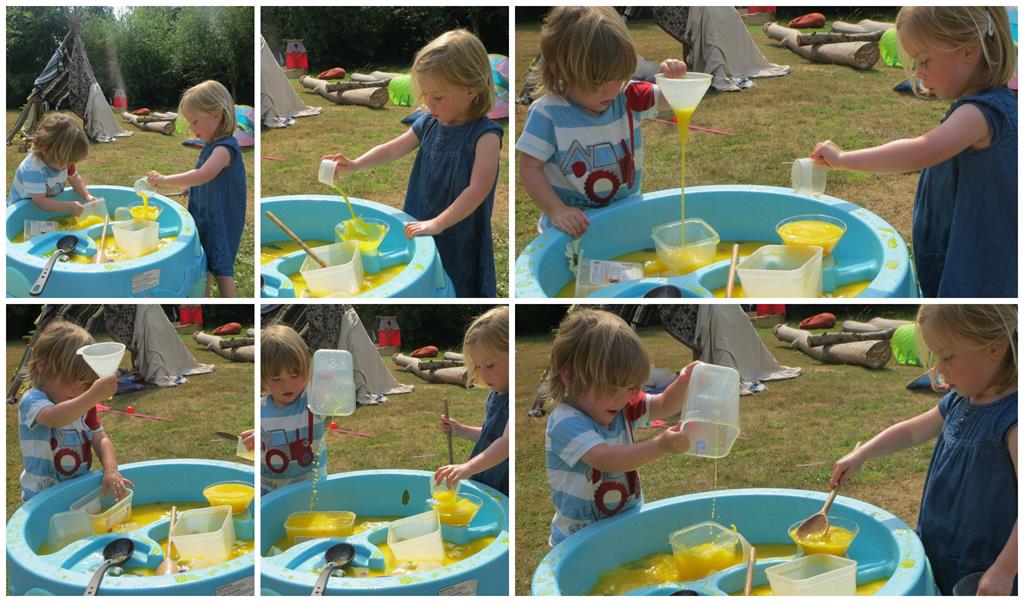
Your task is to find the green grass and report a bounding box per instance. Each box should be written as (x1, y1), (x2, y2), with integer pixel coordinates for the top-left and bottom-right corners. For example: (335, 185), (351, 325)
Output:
(514, 17), (949, 257)
(6, 110), (255, 298)
(261, 76), (510, 298)
(6, 331), (254, 520)
(514, 311), (938, 594)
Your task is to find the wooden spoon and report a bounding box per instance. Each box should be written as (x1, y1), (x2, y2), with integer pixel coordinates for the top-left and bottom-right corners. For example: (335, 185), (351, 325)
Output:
(264, 211), (328, 268)
(743, 546), (757, 596)
(96, 216), (109, 264)
(725, 243), (740, 298)
(155, 506), (178, 575)
(796, 442), (861, 539)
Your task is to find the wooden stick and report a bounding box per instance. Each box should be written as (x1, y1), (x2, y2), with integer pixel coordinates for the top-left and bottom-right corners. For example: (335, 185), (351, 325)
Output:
(444, 398), (453, 464)
(96, 216), (109, 264)
(744, 547), (757, 596)
(726, 243), (740, 298)
(264, 211), (328, 268)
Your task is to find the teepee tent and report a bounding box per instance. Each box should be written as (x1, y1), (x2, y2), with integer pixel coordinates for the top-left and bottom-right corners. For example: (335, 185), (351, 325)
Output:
(261, 36), (322, 128)
(6, 17), (131, 145)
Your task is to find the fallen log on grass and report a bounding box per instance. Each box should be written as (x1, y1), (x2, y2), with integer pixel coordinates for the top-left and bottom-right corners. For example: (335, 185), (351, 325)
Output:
(418, 359), (464, 370)
(443, 352), (464, 361)
(325, 80), (389, 92)
(831, 19), (894, 34)
(393, 353), (468, 387)
(797, 31), (884, 45)
(806, 328), (896, 347)
(220, 337), (255, 349)
(774, 324), (891, 369)
(300, 76), (388, 108)
(193, 331), (255, 362)
(121, 112), (175, 134)
(764, 22), (880, 70)
(841, 318), (913, 333)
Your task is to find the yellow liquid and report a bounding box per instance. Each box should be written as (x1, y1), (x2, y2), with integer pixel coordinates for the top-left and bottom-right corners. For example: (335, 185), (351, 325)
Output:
(777, 220), (844, 255)
(309, 434), (326, 511)
(12, 216), (175, 262)
(674, 107), (694, 245)
(430, 491), (481, 527)
(203, 483), (255, 514)
(285, 511), (356, 547)
(335, 219), (387, 254)
(790, 525), (857, 556)
(674, 541), (743, 582)
(260, 240), (407, 297)
(734, 578), (889, 596)
(75, 215), (105, 228)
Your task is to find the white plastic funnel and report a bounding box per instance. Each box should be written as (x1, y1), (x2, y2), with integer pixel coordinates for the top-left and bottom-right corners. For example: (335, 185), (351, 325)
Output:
(77, 342), (126, 378)
(308, 349), (355, 416)
(318, 160), (338, 186)
(655, 73), (713, 111)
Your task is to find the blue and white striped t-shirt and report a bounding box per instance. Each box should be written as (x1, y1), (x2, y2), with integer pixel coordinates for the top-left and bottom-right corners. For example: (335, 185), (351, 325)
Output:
(516, 81), (659, 210)
(545, 392), (652, 546)
(19, 387), (103, 502)
(260, 390), (326, 493)
(7, 153), (71, 206)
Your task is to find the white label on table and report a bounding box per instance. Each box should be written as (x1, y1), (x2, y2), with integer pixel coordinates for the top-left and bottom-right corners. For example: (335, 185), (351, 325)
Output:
(589, 260), (644, 285)
(216, 576), (254, 596)
(131, 269), (160, 294)
(439, 579), (477, 596)
(24, 220), (57, 239)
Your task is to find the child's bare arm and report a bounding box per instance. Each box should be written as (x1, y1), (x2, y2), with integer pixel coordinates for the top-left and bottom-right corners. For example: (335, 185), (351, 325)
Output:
(519, 152), (589, 237)
(67, 171), (95, 203)
(812, 104), (989, 174)
(654, 59), (688, 112)
(582, 423), (688, 472)
(340, 129), (420, 173)
(647, 361), (699, 420)
(978, 425), (1017, 595)
(149, 146), (231, 188)
(831, 407), (944, 487)
(34, 375), (117, 428)
(92, 430), (135, 500)
(30, 193), (83, 216)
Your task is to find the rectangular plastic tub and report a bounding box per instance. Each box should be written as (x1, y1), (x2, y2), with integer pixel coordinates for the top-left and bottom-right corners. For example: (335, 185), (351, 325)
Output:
(651, 218), (720, 274)
(736, 244), (822, 298)
(69, 487), (133, 534)
(765, 554), (857, 595)
(284, 511), (356, 547)
(386, 511), (444, 563)
(300, 241), (363, 296)
(669, 521), (750, 582)
(48, 509), (94, 550)
(681, 363), (740, 458)
(111, 219), (159, 258)
(170, 505), (236, 563)
(575, 257), (644, 297)
(75, 197), (108, 228)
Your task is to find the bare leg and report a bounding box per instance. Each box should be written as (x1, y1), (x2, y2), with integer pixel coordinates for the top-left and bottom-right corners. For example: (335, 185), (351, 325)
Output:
(215, 274), (237, 298)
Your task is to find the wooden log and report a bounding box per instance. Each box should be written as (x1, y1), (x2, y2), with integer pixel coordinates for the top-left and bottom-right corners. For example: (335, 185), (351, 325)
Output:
(393, 353), (468, 387)
(806, 328), (896, 347)
(443, 352), (464, 361)
(370, 70), (402, 80)
(192, 331), (254, 362)
(325, 80), (389, 92)
(221, 337), (255, 349)
(797, 31), (884, 46)
(831, 19), (894, 34)
(121, 112), (175, 134)
(419, 359), (464, 370)
(774, 324), (891, 369)
(150, 111), (177, 121)
(299, 76), (388, 108)
(841, 318), (913, 333)
(763, 22), (880, 70)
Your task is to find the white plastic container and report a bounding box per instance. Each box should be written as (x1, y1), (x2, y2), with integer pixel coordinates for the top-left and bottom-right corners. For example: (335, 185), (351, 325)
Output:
(668, 521), (751, 579)
(76, 342), (126, 378)
(318, 159), (338, 186)
(791, 158), (827, 197)
(574, 257), (644, 297)
(48, 510), (94, 550)
(681, 363), (740, 458)
(308, 349), (355, 416)
(170, 505), (236, 564)
(765, 554), (857, 596)
(111, 219), (159, 258)
(386, 511), (444, 563)
(75, 197), (108, 227)
(299, 242), (363, 297)
(736, 244), (823, 298)
(651, 218), (720, 273)
(69, 487), (133, 533)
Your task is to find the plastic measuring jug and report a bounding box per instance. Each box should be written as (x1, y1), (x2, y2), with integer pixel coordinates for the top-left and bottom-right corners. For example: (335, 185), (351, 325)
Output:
(669, 521), (751, 582)
(318, 159), (337, 186)
(77, 342), (126, 378)
(655, 73), (713, 111)
(76, 197), (108, 228)
(133, 177), (155, 195)
(791, 158), (827, 197)
(680, 363), (740, 458)
(308, 349), (355, 416)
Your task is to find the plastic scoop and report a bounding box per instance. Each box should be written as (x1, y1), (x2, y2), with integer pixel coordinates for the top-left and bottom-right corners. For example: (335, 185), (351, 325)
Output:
(264, 211), (329, 268)
(84, 538), (134, 595)
(311, 543), (355, 596)
(155, 506), (178, 575)
(30, 234), (79, 296)
(77, 342), (126, 378)
(655, 72), (713, 111)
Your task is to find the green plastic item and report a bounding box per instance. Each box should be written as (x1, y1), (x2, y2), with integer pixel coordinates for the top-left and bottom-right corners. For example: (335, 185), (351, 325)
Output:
(890, 323), (921, 366)
(880, 28), (902, 68)
(388, 75), (413, 107)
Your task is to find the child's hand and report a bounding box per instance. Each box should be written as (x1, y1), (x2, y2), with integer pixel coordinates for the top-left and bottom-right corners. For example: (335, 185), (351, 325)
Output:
(404, 219), (443, 238)
(102, 468), (135, 501)
(810, 140), (845, 168)
(435, 464), (472, 489)
(659, 59), (688, 78)
(830, 445), (865, 488)
(146, 171), (166, 187)
(657, 421), (690, 455)
(88, 374), (119, 401)
(675, 361), (701, 385)
(439, 414), (468, 439)
(321, 153), (357, 176)
(240, 429), (255, 451)
(976, 564), (1015, 595)
(550, 205), (590, 238)
(86, 195), (102, 204)
(68, 201), (85, 217)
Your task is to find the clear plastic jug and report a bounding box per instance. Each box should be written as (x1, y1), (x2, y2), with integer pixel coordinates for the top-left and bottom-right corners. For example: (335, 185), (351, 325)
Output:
(681, 363), (740, 458)
(308, 349), (355, 416)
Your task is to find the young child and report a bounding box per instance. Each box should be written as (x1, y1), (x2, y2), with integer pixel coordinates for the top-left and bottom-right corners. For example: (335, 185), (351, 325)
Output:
(260, 325), (326, 493)
(322, 29), (502, 297)
(436, 306), (510, 496)
(831, 305), (1017, 595)
(811, 7), (1016, 297)
(545, 309), (696, 546)
(7, 113), (99, 214)
(18, 321), (133, 502)
(148, 80), (246, 298)
(517, 7), (687, 238)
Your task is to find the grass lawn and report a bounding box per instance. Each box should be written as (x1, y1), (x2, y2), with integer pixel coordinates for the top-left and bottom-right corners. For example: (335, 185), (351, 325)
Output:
(261, 76), (511, 298)
(6, 331), (255, 520)
(514, 306), (938, 595)
(514, 13), (949, 258)
(6, 110), (256, 298)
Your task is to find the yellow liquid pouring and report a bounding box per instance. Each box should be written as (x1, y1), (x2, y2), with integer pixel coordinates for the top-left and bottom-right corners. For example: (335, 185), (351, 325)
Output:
(777, 220), (845, 256)
(260, 240), (406, 297)
(131, 191), (159, 222)
(674, 108), (694, 246)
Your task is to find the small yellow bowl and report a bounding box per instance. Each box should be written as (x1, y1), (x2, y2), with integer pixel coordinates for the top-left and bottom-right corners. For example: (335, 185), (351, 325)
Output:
(776, 214), (847, 256)
(202, 481), (255, 514)
(788, 516), (860, 557)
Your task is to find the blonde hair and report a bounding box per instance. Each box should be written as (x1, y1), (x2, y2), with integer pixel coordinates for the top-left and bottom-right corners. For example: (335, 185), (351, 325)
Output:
(463, 306), (509, 387)
(547, 309), (649, 406)
(261, 325), (311, 386)
(179, 80), (235, 140)
(28, 320), (97, 389)
(897, 6), (1015, 95)
(537, 6), (637, 97)
(412, 29), (495, 122)
(916, 304), (1017, 394)
(30, 114), (90, 167)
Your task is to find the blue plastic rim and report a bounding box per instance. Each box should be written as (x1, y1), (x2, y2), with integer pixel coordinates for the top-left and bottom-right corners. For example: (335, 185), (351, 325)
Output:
(514, 186), (919, 298)
(260, 195), (454, 298)
(532, 488), (938, 596)
(7, 459), (254, 596)
(261, 469), (509, 596)
(6, 186), (207, 297)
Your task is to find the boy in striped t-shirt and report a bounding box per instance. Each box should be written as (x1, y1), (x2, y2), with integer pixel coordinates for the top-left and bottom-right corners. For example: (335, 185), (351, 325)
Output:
(517, 6), (687, 238)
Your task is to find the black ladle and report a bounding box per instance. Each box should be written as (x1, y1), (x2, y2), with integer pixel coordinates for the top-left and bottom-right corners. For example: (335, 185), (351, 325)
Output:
(643, 284), (683, 298)
(310, 543), (355, 596)
(29, 234), (79, 296)
(85, 538), (134, 596)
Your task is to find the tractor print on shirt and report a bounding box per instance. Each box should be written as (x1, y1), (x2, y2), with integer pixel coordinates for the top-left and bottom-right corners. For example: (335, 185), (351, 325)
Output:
(262, 410), (315, 474)
(51, 427), (92, 477)
(559, 139), (637, 205)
